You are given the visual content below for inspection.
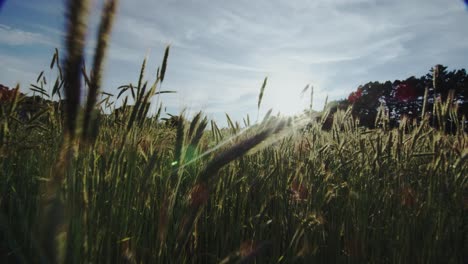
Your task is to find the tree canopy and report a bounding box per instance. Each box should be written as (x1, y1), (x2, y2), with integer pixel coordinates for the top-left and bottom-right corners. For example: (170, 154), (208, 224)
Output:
(331, 65), (467, 131)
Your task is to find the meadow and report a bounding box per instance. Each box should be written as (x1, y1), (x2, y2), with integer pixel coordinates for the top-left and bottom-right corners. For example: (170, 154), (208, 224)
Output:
(0, 0), (467, 263)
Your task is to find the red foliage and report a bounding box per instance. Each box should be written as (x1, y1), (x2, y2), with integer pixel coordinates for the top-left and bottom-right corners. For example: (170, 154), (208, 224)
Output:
(394, 82), (417, 102)
(189, 183), (209, 208)
(348, 87), (363, 103)
(400, 186), (417, 208)
(0, 84), (20, 102)
(290, 179), (308, 201)
(239, 240), (259, 257)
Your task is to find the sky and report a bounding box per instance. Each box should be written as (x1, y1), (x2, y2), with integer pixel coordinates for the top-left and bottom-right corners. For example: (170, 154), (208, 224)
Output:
(0, 0), (467, 124)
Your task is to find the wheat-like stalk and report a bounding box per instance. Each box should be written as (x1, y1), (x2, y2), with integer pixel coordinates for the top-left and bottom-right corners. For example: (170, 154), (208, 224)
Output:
(62, 0), (90, 138)
(82, 0), (118, 142)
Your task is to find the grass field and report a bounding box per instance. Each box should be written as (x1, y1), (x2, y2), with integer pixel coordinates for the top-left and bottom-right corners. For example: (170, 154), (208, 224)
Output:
(0, 0), (467, 263)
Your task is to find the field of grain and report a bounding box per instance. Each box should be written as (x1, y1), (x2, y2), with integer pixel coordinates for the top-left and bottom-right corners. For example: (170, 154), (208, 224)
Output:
(0, 1), (467, 263)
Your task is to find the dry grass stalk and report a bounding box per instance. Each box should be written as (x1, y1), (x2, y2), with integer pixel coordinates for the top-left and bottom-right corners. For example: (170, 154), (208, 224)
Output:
(63, 0), (90, 138)
(82, 0), (118, 141)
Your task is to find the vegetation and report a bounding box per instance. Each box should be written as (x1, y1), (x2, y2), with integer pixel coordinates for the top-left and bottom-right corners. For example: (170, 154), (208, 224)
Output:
(327, 65), (468, 131)
(0, 0), (467, 263)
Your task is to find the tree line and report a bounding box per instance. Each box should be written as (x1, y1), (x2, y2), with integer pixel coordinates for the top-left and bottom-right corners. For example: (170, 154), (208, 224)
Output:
(325, 65), (467, 132)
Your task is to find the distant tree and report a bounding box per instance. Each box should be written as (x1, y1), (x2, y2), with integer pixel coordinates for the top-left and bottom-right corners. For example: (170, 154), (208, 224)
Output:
(342, 65), (467, 130)
(348, 82), (388, 128)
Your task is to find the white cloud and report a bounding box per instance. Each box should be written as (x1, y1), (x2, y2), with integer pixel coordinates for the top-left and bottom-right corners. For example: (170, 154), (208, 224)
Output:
(114, 0), (466, 119)
(1, 0), (467, 123)
(0, 54), (47, 91)
(0, 24), (56, 46)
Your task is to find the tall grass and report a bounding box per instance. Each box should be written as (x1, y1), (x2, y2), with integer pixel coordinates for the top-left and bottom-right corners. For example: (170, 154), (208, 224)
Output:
(0, 0), (467, 263)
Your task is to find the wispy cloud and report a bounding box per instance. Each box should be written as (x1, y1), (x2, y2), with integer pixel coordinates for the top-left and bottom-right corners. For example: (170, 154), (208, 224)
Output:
(0, 53), (47, 89)
(0, 24), (56, 46)
(0, 0), (467, 123)
(108, 0), (468, 118)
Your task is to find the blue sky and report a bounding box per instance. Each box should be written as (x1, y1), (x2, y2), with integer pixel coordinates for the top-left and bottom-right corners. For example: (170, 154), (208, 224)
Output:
(0, 0), (467, 123)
